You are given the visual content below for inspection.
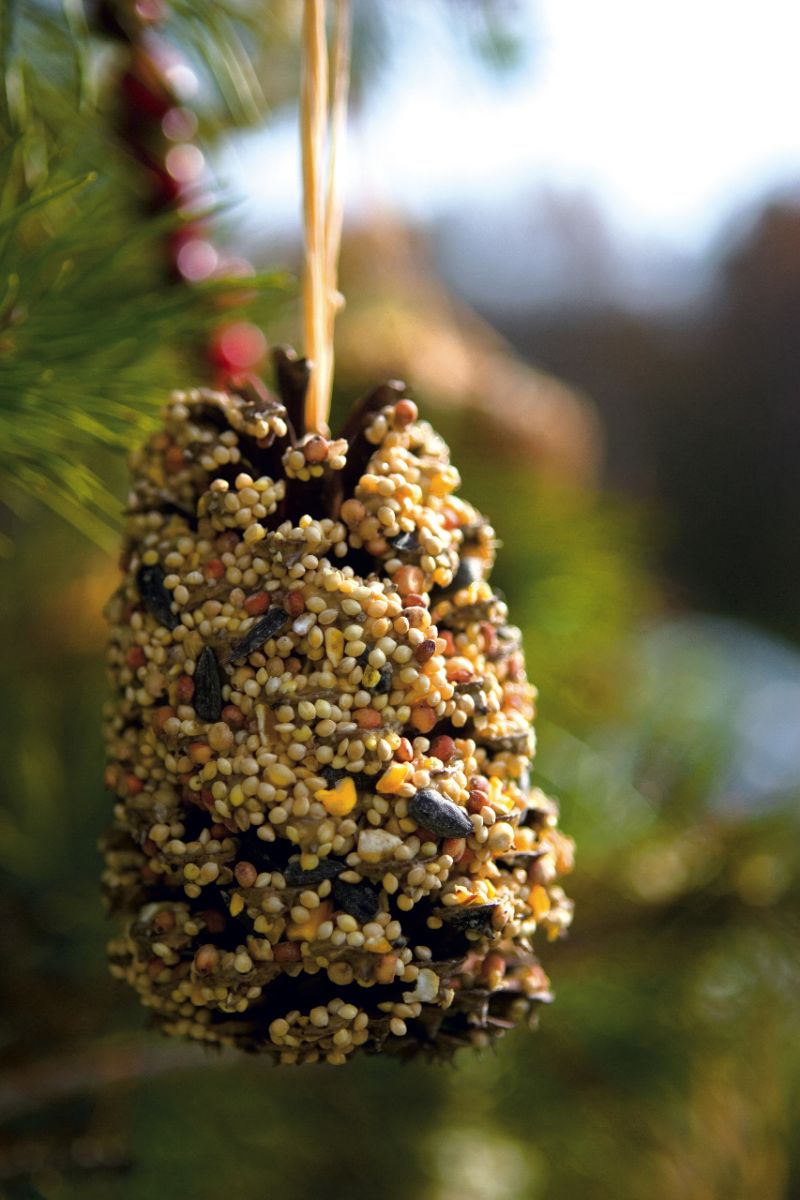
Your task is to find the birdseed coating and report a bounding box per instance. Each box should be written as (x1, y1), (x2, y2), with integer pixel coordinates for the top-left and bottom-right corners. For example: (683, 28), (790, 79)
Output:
(103, 354), (574, 1064)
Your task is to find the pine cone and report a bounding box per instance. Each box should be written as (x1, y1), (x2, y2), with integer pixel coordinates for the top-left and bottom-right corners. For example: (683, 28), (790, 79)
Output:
(102, 351), (574, 1064)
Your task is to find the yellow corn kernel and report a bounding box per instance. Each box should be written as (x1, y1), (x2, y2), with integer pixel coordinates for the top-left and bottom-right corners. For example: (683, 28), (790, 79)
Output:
(529, 884), (551, 922)
(315, 776), (357, 817)
(376, 761), (412, 794)
(287, 900), (332, 941)
(230, 893), (245, 917)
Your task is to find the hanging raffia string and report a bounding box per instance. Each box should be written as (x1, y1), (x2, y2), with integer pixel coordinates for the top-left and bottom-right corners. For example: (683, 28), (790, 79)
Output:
(301, 0), (352, 434)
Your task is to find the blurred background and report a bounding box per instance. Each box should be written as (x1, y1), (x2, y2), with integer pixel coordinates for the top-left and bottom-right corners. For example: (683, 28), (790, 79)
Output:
(1, 1), (799, 1197)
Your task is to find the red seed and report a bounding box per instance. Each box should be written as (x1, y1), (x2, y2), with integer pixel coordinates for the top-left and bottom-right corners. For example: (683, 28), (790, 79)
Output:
(244, 590), (270, 616)
(414, 639), (436, 664)
(164, 445), (185, 473)
(439, 631), (456, 656)
(194, 945), (220, 974)
(285, 590), (305, 617)
(430, 735), (456, 763)
(480, 621), (498, 656)
(222, 704), (245, 728)
(354, 707), (381, 729)
(188, 742), (212, 764)
(395, 738), (414, 763)
(205, 558), (225, 580)
(153, 910), (176, 934)
(409, 704), (437, 734)
(154, 705), (175, 731)
(125, 645), (146, 669)
(402, 593), (428, 609)
(469, 775), (490, 793)
(394, 399), (418, 427)
(286, 657), (302, 675)
(201, 909), (227, 934)
(468, 790), (488, 814)
(175, 674), (195, 703)
(125, 773), (144, 795)
(303, 435), (329, 463)
(273, 941), (302, 963)
(393, 565), (425, 596)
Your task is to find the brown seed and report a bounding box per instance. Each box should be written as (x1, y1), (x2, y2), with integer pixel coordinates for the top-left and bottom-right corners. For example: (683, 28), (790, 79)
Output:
(205, 558), (225, 580)
(340, 498), (366, 526)
(442, 837), (467, 862)
(244, 591), (270, 616)
(189, 741), (212, 764)
(402, 593), (428, 609)
(469, 775), (490, 793)
(234, 861), (258, 888)
(125, 773), (143, 795)
(430, 735), (455, 763)
(414, 639), (436, 663)
(394, 399), (418, 427)
(125, 645), (146, 669)
(304, 435), (329, 463)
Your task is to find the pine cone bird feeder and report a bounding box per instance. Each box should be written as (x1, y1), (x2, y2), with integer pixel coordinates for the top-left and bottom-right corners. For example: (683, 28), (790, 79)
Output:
(103, 360), (574, 1062)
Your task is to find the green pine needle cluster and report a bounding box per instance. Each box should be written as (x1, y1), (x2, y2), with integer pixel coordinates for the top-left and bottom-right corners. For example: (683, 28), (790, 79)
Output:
(0, 1), (293, 551)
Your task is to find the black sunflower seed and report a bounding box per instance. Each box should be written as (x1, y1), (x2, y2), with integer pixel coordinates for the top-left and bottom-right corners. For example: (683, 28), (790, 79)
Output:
(285, 858), (347, 887)
(408, 788), (473, 838)
(443, 555), (483, 594)
(441, 902), (498, 933)
(372, 666), (393, 694)
(194, 646), (223, 721)
(230, 607), (289, 661)
(332, 878), (381, 923)
(136, 564), (179, 630)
